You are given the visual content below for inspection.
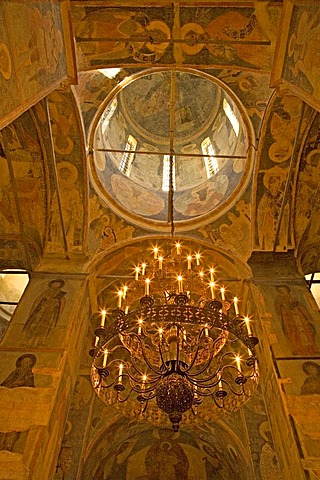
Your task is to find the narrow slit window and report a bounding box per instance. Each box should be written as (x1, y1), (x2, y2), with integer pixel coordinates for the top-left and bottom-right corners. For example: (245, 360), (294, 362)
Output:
(162, 155), (176, 192)
(101, 98), (117, 134)
(201, 137), (219, 178)
(119, 135), (137, 177)
(223, 99), (240, 137)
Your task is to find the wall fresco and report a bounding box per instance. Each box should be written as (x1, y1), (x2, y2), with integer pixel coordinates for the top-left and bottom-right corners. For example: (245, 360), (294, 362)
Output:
(0, 0), (76, 131)
(271, 2), (320, 111)
(295, 112), (320, 258)
(257, 283), (320, 359)
(253, 92), (312, 252)
(0, 110), (48, 252)
(39, 90), (87, 254)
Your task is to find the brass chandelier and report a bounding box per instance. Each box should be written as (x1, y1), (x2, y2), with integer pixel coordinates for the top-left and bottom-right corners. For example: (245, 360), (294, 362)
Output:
(91, 243), (259, 431)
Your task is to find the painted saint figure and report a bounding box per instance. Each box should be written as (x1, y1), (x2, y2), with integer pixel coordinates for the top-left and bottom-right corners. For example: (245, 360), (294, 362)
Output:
(0, 353), (36, 388)
(22, 279), (66, 346)
(274, 285), (319, 356)
(300, 361), (320, 395)
(0, 354), (36, 452)
(257, 168), (289, 251)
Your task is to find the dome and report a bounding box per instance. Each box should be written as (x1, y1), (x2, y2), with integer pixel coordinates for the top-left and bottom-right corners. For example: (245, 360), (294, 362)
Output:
(91, 68), (253, 230)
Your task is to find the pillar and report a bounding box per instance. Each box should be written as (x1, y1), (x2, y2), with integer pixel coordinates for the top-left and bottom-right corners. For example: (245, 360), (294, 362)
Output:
(0, 271), (89, 479)
(248, 251), (320, 480)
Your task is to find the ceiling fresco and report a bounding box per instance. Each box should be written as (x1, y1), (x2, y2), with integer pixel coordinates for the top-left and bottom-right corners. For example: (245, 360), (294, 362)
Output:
(72, 4), (280, 72)
(91, 69), (253, 228)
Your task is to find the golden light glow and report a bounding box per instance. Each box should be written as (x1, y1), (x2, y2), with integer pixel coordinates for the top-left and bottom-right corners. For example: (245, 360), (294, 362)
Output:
(244, 316), (252, 335)
(145, 278), (150, 295)
(100, 309), (107, 327)
(210, 268), (215, 282)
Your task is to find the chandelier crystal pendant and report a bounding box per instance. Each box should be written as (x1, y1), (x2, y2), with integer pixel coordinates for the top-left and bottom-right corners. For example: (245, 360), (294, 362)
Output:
(91, 243), (259, 431)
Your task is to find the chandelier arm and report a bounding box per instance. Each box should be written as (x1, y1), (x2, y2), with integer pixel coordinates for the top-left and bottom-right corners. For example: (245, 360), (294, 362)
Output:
(116, 384), (135, 403)
(213, 395), (226, 409)
(95, 377), (118, 390)
(94, 343), (129, 365)
(123, 332), (163, 375)
(125, 359), (162, 385)
(93, 353), (130, 371)
(183, 327), (210, 373)
(158, 341), (172, 374)
(185, 335), (225, 377)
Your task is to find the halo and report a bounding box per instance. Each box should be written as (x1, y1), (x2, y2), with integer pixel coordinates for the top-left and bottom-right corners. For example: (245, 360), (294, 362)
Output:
(262, 166), (287, 189)
(16, 353), (37, 368)
(0, 42), (12, 80)
(287, 33), (297, 58)
(181, 23), (205, 55)
(306, 148), (320, 166)
(57, 161), (78, 183)
(268, 141), (293, 164)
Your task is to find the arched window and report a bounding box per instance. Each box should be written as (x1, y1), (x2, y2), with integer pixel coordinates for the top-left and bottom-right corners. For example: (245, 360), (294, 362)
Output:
(0, 269), (29, 342)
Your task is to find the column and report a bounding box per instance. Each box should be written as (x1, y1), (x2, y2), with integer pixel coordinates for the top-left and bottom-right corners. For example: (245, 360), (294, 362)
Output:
(0, 271), (89, 480)
(248, 251), (320, 480)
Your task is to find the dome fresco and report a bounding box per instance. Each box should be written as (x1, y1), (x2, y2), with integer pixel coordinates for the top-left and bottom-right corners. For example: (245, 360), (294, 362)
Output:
(92, 69), (253, 229)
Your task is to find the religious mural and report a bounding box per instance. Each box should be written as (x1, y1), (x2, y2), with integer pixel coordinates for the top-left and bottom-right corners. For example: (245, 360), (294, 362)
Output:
(253, 93), (312, 252)
(22, 279), (67, 347)
(276, 359), (320, 396)
(271, 2), (320, 111)
(40, 90), (87, 254)
(295, 112), (320, 256)
(0, 276), (86, 351)
(81, 418), (252, 480)
(200, 198), (252, 261)
(256, 283), (320, 359)
(0, 353), (36, 453)
(88, 189), (136, 255)
(244, 390), (282, 480)
(0, 0), (76, 131)
(73, 4), (279, 71)
(92, 69), (252, 227)
(0, 110), (48, 261)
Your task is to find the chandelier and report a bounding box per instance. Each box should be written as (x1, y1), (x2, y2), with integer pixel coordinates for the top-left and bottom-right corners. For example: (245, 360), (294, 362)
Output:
(91, 242), (259, 431)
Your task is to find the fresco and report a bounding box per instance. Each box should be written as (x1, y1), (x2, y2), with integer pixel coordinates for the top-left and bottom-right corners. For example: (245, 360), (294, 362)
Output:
(0, 111), (48, 250)
(271, 2), (320, 111)
(295, 112), (320, 255)
(74, 69), (129, 136)
(244, 389), (282, 480)
(200, 198), (252, 261)
(72, 4), (279, 71)
(253, 93), (311, 252)
(88, 189), (135, 255)
(92, 69), (252, 227)
(82, 419), (252, 480)
(34, 90), (88, 254)
(72, 6), (174, 69)
(216, 70), (271, 136)
(258, 283), (320, 359)
(0, 276), (84, 350)
(276, 359), (320, 396)
(0, 0), (75, 130)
